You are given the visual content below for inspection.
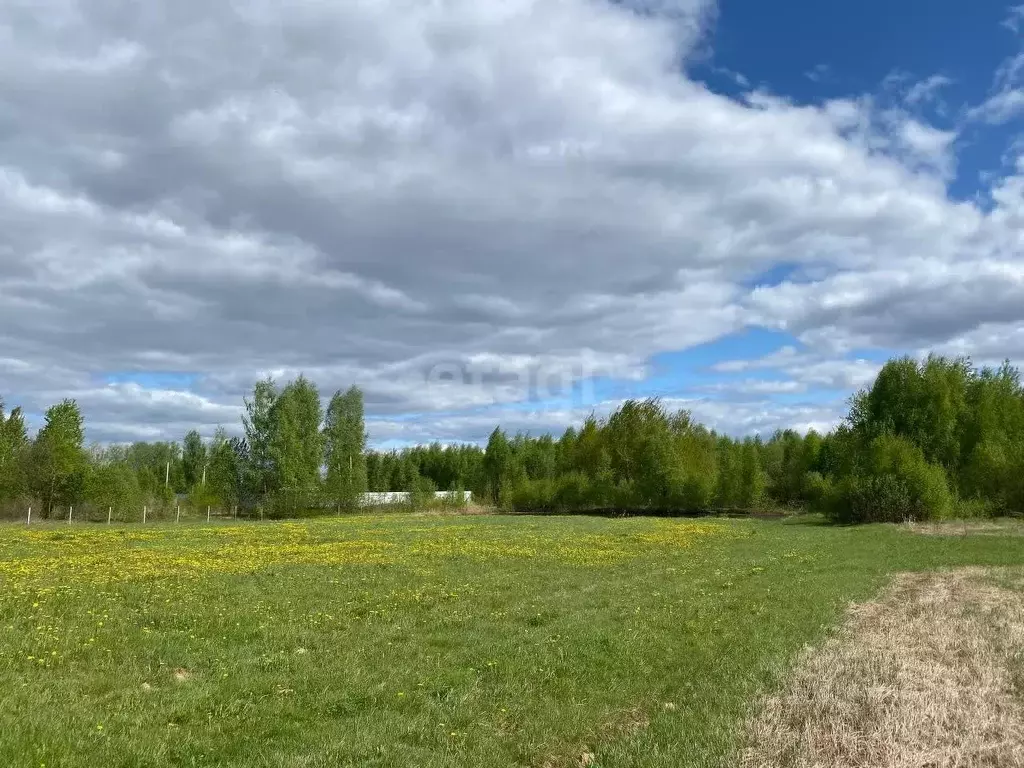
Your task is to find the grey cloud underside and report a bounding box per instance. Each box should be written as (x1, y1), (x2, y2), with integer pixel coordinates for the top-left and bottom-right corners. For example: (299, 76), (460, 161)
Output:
(1, 0), (1023, 442)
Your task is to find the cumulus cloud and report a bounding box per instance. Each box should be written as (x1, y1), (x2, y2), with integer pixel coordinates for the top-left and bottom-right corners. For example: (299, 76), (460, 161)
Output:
(712, 347), (881, 391)
(1, 0), (1023, 444)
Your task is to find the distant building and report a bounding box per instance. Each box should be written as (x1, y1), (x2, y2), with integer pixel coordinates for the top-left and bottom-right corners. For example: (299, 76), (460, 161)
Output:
(360, 491), (472, 506)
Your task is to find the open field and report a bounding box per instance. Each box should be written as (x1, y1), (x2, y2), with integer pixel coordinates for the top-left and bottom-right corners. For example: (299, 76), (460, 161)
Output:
(1, 515), (1023, 767)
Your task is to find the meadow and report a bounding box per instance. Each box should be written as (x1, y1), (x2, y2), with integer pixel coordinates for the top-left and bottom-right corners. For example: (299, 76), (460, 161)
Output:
(1, 514), (1023, 767)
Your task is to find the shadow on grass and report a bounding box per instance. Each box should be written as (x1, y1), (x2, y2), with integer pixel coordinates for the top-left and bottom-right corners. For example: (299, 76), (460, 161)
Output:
(505, 506), (829, 523)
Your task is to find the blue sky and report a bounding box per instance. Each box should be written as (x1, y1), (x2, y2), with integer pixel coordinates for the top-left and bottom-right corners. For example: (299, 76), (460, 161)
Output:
(698, 0), (1020, 202)
(705, 0), (1009, 98)
(1, 0), (1023, 446)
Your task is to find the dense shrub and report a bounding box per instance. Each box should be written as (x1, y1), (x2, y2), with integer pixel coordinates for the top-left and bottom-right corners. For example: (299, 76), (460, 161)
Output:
(508, 478), (556, 512)
(953, 496), (998, 519)
(802, 471), (833, 508)
(407, 474), (437, 510)
(825, 436), (952, 523)
(553, 472), (603, 511)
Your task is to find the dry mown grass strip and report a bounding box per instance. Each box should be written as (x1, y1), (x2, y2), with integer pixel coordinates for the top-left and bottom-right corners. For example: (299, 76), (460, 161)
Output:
(908, 521), (1024, 537)
(737, 567), (1024, 768)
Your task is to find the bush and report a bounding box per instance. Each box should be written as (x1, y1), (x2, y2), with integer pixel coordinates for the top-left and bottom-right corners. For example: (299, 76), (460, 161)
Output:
(676, 475), (716, 512)
(802, 471), (833, 508)
(407, 474), (437, 510)
(551, 472), (591, 511)
(953, 496), (998, 519)
(440, 483), (469, 511)
(824, 435), (952, 523)
(85, 463), (143, 516)
(508, 478), (557, 512)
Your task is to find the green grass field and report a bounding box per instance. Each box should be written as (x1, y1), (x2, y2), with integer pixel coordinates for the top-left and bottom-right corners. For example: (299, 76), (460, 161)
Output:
(1, 514), (1022, 767)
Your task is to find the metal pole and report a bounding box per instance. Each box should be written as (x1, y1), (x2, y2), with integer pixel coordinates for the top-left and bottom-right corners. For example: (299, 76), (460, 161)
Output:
(207, 506), (210, 523)
(108, 507), (112, 525)
(27, 506), (31, 526)
(143, 505), (147, 524)
(68, 506), (73, 524)
(176, 505), (180, 524)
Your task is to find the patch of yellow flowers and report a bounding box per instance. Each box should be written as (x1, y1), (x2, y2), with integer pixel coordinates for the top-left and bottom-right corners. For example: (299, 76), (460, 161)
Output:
(0, 517), (728, 588)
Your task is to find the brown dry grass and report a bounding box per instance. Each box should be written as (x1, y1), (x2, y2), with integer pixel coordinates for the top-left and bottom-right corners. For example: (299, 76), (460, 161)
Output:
(412, 503), (496, 517)
(907, 520), (1024, 537)
(736, 568), (1024, 768)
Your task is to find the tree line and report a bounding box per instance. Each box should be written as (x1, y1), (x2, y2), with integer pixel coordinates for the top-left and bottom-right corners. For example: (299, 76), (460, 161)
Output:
(0, 377), (369, 519)
(2, 354), (1024, 522)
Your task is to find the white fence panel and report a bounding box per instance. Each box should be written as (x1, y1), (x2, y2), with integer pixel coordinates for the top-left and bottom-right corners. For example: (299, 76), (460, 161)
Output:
(359, 491), (472, 507)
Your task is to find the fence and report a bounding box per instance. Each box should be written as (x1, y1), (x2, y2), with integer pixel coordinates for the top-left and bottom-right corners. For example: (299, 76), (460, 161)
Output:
(0, 491), (474, 526)
(1, 502), (244, 525)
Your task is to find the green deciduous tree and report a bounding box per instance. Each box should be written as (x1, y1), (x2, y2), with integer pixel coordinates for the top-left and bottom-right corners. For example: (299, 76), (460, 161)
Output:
(29, 399), (86, 515)
(483, 428), (514, 508)
(181, 429), (207, 491)
(207, 428), (242, 509)
(269, 376), (323, 513)
(604, 399), (677, 507)
(672, 416), (718, 511)
(738, 437), (767, 510)
(323, 386), (368, 511)
(85, 460), (142, 517)
(243, 377), (278, 500)
(715, 437), (743, 510)
(0, 400), (28, 504)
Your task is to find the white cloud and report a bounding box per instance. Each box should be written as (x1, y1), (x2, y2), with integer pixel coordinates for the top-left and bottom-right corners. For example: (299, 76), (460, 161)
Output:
(884, 71), (954, 112)
(712, 349), (881, 392)
(904, 74), (954, 107)
(368, 392), (844, 445)
(697, 379), (808, 396)
(968, 88), (1024, 124)
(968, 48), (1024, 124)
(805, 64), (831, 83)
(1, 0), (1023, 444)
(891, 113), (958, 177)
(1003, 5), (1024, 34)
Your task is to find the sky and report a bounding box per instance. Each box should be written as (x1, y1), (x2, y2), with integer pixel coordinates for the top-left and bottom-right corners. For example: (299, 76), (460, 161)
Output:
(1, 0), (1023, 447)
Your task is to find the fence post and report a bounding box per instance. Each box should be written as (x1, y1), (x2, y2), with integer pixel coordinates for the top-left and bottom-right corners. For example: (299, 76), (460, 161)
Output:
(176, 505), (180, 524)
(68, 506), (73, 524)
(142, 505), (147, 524)
(27, 506), (31, 526)
(207, 506), (211, 523)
